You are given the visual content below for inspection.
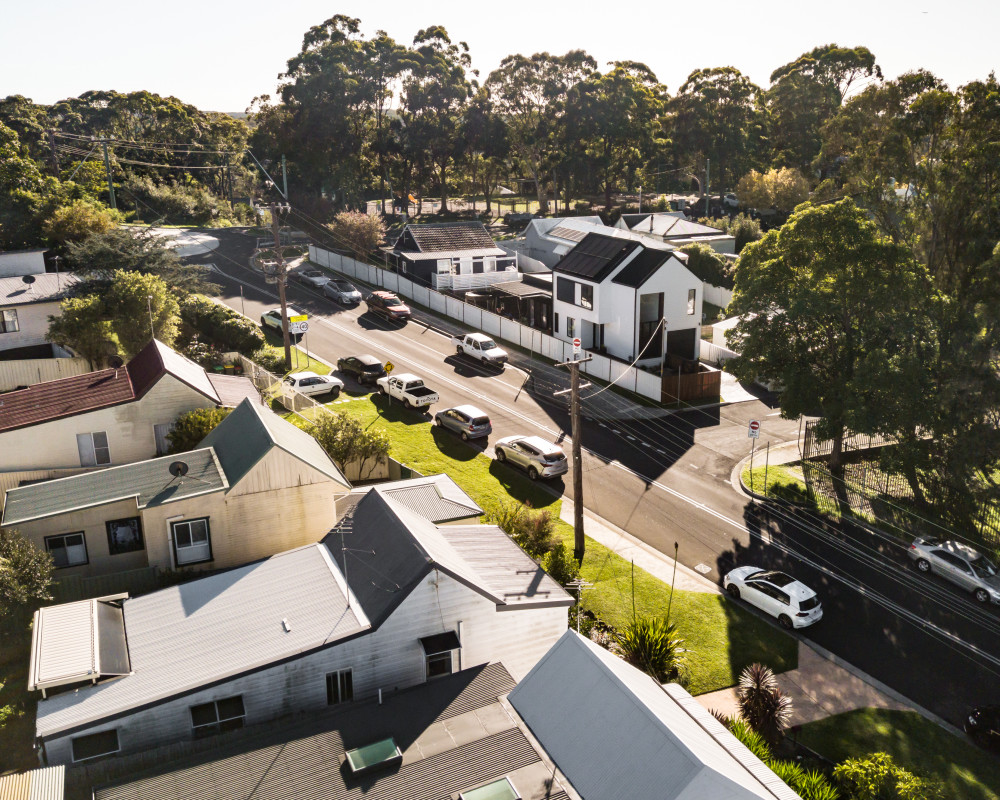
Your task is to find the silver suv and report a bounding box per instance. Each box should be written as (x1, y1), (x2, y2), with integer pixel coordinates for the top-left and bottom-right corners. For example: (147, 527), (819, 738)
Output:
(908, 538), (1000, 604)
(433, 405), (492, 441)
(494, 435), (568, 480)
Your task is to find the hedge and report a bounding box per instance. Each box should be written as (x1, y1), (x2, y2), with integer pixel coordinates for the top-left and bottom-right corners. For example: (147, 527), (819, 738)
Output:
(179, 294), (264, 354)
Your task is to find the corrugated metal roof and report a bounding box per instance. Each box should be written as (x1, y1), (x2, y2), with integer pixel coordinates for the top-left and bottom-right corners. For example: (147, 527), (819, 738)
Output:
(397, 247), (509, 261)
(1, 448), (225, 526)
(363, 473), (482, 522)
(92, 663), (558, 800)
(0, 273), (79, 307)
(0, 368), (134, 434)
(36, 543), (367, 738)
(200, 398), (350, 490)
(30, 600), (129, 692)
(634, 214), (732, 239)
(206, 374), (259, 408)
(509, 631), (802, 800)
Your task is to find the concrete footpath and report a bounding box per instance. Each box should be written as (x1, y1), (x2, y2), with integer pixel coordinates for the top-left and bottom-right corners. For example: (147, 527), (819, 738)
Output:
(561, 501), (962, 736)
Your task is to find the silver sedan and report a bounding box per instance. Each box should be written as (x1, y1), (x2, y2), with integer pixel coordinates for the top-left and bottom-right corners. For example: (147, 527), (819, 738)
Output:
(908, 538), (1000, 604)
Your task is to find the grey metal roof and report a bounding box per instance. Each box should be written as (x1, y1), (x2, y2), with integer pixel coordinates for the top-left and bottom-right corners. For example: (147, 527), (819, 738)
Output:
(92, 663), (573, 800)
(353, 474), (483, 523)
(206, 374), (259, 408)
(35, 543), (368, 739)
(0, 273), (79, 307)
(1, 449), (226, 526)
(633, 214), (732, 239)
(547, 225), (589, 243)
(0, 766), (65, 800)
(487, 280), (552, 299)
(509, 631), (802, 800)
(199, 398), (350, 490)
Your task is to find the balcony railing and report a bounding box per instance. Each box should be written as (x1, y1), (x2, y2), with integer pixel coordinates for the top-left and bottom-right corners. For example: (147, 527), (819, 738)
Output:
(432, 267), (521, 291)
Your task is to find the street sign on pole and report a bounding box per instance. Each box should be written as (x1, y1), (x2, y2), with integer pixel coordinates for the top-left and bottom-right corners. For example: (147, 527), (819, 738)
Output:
(384, 361), (395, 374)
(572, 337), (581, 354)
(289, 320), (309, 335)
(289, 314), (308, 323)
(748, 419), (761, 439)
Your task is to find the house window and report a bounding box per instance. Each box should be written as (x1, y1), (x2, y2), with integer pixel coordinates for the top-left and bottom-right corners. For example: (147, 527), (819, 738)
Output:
(687, 288), (696, 315)
(580, 284), (593, 310)
(326, 669), (354, 705)
(172, 518), (212, 565)
(0, 309), (18, 333)
(553, 313), (559, 334)
(190, 696), (245, 738)
(153, 422), (174, 456)
(106, 517), (144, 555)
(77, 431), (111, 467)
(45, 532), (88, 568)
(71, 729), (120, 762)
(420, 631), (461, 680)
(426, 651), (453, 679)
(566, 317), (575, 339)
(556, 277), (575, 303)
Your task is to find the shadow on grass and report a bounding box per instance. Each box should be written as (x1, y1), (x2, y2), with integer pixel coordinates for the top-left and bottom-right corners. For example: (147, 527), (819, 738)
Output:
(429, 425), (482, 463)
(367, 394), (433, 427)
(0, 633), (38, 772)
(487, 459), (563, 509)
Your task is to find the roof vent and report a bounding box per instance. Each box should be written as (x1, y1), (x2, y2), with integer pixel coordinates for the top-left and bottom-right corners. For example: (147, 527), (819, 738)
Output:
(282, 618), (291, 632)
(168, 461), (189, 478)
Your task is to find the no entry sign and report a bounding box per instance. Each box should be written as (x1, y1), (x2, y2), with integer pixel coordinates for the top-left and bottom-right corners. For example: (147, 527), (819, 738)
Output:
(748, 419), (761, 439)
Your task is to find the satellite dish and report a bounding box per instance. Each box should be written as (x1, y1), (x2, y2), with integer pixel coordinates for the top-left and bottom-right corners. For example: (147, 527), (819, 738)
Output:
(168, 461), (189, 478)
(108, 355), (125, 368)
(21, 275), (35, 285)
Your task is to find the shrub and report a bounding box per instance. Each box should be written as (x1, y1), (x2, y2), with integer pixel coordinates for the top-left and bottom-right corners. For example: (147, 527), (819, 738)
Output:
(737, 662), (793, 746)
(727, 717), (774, 764)
(679, 243), (735, 289)
(612, 616), (685, 683)
(541, 542), (580, 586)
(482, 498), (555, 559)
(833, 752), (944, 800)
(179, 294), (264, 354)
(309, 411), (389, 479)
(0, 529), (52, 637)
(166, 408), (231, 454)
(250, 346), (288, 374)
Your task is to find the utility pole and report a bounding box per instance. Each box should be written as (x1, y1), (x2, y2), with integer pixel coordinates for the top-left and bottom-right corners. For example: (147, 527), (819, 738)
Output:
(47, 129), (59, 176)
(100, 139), (116, 210)
(555, 350), (592, 563)
(268, 202), (293, 371)
(281, 155), (289, 202)
(704, 158), (710, 216)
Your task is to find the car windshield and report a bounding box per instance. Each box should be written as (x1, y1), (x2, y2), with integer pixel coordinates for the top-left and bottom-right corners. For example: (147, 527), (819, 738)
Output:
(304, 270), (321, 277)
(755, 570), (796, 587)
(362, 363), (383, 373)
(472, 417), (490, 426)
(971, 556), (998, 578)
(384, 296), (404, 307)
(798, 596), (820, 611)
(335, 282), (354, 291)
(479, 339), (498, 350)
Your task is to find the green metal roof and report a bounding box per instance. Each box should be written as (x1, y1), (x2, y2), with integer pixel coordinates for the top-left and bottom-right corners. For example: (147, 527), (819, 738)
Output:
(1, 449), (226, 526)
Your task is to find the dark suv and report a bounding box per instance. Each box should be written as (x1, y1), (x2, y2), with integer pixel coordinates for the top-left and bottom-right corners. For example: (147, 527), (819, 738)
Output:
(366, 291), (411, 323)
(337, 354), (386, 385)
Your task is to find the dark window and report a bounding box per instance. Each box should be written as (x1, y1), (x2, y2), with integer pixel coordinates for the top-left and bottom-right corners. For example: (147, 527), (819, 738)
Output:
(172, 518), (212, 566)
(71, 729), (119, 762)
(553, 313), (559, 334)
(190, 696), (246, 738)
(106, 517), (144, 555)
(799, 596), (820, 611)
(556, 277), (576, 303)
(687, 288), (696, 315)
(45, 532), (88, 568)
(580, 284), (594, 310)
(77, 431), (111, 467)
(0, 309), (18, 334)
(326, 669), (354, 705)
(566, 317), (575, 338)
(426, 651), (453, 679)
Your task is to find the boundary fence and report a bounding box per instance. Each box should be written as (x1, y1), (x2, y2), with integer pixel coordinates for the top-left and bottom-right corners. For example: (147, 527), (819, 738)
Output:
(309, 246), (664, 401)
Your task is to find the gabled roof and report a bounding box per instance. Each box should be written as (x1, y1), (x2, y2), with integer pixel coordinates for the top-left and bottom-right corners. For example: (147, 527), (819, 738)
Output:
(0, 273), (79, 307)
(35, 543), (368, 739)
(346, 474), (483, 523)
(553, 232), (640, 282)
(323, 491), (571, 627)
(630, 214), (733, 240)
(1, 448), (227, 526)
(509, 631), (802, 800)
(126, 339), (219, 403)
(199, 398), (350, 490)
(206, 373), (259, 408)
(396, 222), (500, 254)
(611, 246), (674, 288)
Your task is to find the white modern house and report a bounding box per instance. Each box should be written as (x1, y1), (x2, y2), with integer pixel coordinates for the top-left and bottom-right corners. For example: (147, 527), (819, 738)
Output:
(551, 228), (703, 366)
(28, 489), (573, 766)
(616, 213), (737, 254)
(512, 216), (607, 268)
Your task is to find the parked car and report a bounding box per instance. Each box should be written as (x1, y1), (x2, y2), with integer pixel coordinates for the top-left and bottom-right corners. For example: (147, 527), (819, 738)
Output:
(907, 538), (1000, 604)
(451, 332), (508, 369)
(282, 371), (344, 398)
(722, 192), (739, 209)
(434, 405), (492, 441)
(494, 435), (568, 480)
(964, 704), (1000, 750)
(289, 268), (330, 288)
(260, 307), (305, 338)
(337, 354), (386, 385)
(324, 279), (363, 304)
(376, 373), (439, 410)
(723, 567), (823, 629)
(366, 291), (411, 322)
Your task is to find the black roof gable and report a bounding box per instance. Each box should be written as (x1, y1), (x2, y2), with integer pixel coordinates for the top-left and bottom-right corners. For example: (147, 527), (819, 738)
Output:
(553, 232), (639, 283)
(611, 247), (672, 288)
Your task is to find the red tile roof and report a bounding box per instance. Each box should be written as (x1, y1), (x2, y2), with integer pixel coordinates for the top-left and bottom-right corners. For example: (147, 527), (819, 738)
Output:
(0, 368), (135, 433)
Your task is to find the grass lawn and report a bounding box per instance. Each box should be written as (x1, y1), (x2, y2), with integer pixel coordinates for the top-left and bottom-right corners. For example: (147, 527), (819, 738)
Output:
(0, 635), (38, 773)
(798, 708), (1000, 800)
(258, 329), (331, 375)
(296, 392), (798, 695)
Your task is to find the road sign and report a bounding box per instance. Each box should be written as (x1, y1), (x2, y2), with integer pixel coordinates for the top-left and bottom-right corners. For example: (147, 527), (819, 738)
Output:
(289, 321), (309, 334)
(572, 337), (581, 354)
(384, 361), (395, 374)
(289, 314), (308, 323)
(748, 419), (761, 439)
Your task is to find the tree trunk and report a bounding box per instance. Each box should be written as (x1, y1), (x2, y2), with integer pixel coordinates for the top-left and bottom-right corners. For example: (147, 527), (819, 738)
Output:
(439, 163), (448, 213)
(530, 165), (548, 214)
(828, 429), (849, 506)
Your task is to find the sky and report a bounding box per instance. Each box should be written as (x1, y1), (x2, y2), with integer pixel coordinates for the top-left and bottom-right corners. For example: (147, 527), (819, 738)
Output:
(2, 0), (998, 112)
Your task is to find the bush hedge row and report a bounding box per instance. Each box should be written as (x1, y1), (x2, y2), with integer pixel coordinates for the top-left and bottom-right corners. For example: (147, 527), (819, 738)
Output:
(179, 294), (264, 354)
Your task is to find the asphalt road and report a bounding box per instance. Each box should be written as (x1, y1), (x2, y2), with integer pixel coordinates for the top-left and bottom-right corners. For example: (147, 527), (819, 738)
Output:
(189, 228), (1000, 729)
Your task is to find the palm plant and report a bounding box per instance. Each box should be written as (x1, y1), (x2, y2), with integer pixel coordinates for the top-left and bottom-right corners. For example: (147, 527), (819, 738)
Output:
(612, 617), (684, 683)
(737, 662), (793, 746)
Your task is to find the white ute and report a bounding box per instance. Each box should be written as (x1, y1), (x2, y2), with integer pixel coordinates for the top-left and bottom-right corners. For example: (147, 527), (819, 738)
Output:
(451, 332), (509, 369)
(376, 373), (440, 411)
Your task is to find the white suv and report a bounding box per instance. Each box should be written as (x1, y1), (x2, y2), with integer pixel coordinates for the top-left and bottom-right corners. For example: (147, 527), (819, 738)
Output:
(494, 435), (568, 480)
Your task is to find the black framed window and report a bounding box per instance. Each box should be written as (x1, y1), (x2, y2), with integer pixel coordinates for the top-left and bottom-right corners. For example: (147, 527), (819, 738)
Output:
(0, 309), (18, 333)
(172, 518), (212, 565)
(45, 532), (88, 568)
(190, 696), (245, 738)
(71, 729), (119, 762)
(566, 317), (575, 339)
(326, 669), (354, 705)
(553, 313), (559, 334)
(556, 277), (575, 303)
(426, 651), (453, 679)
(580, 284), (594, 310)
(106, 517), (144, 555)
(687, 288), (696, 315)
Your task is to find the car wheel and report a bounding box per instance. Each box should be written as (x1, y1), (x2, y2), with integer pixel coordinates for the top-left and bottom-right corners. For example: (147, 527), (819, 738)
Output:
(974, 588), (990, 603)
(330, 387), (341, 400)
(432, 416), (440, 426)
(916, 558), (931, 573)
(726, 584), (740, 600)
(461, 431), (470, 441)
(778, 614), (793, 630)
(528, 467), (539, 481)
(378, 385), (387, 396)
(404, 398), (412, 409)
(456, 346), (463, 356)
(260, 316), (268, 327)
(495, 448), (506, 463)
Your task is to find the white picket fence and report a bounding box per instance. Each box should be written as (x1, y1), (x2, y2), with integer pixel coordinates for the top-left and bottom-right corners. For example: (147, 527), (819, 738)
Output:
(309, 246), (664, 401)
(0, 356), (91, 392)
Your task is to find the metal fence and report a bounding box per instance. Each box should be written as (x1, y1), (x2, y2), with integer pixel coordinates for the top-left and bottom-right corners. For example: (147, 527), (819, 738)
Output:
(0, 356), (90, 392)
(309, 246), (665, 401)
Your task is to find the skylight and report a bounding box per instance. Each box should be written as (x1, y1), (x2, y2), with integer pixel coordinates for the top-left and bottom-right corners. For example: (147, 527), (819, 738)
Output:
(344, 737), (402, 775)
(460, 777), (520, 800)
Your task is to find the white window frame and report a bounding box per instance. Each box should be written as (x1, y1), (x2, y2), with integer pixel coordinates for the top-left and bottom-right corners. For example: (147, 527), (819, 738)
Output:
(687, 288), (697, 315)
(425, 649), (455, 680)
(45, 531), (88, 568)
(172, 518), (212, 565)
(326, 668), (354, 705)
(77, 431), (111, 467)
(190, 695), (246, 738)
(71, 729), (120, 763)
(0, 308), (19, 333)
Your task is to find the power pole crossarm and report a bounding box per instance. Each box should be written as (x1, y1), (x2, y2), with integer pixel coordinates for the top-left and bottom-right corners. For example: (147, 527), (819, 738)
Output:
(554, 354), (593, 563)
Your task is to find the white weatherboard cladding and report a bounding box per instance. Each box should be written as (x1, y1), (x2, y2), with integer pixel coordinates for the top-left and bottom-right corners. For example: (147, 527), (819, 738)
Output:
(0, 299), (62, 351)
(40, 569), (568, 763)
